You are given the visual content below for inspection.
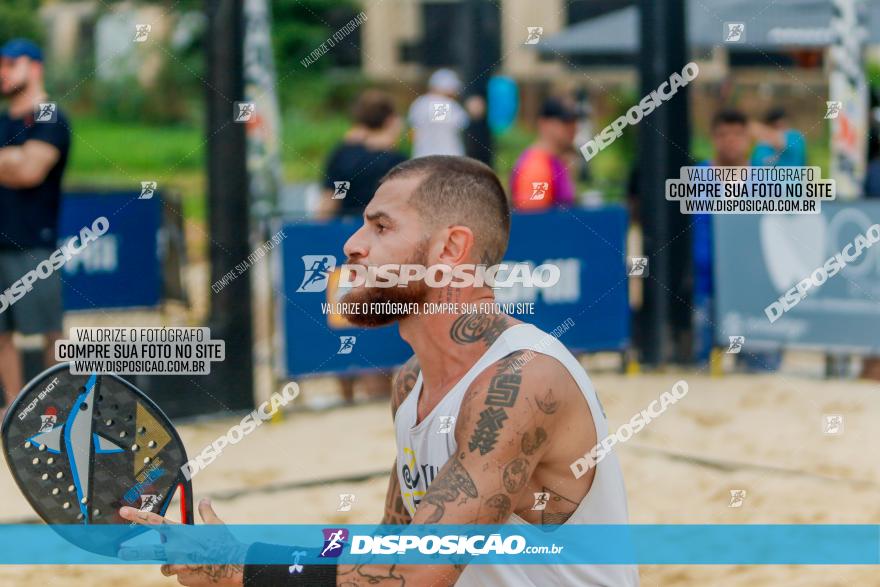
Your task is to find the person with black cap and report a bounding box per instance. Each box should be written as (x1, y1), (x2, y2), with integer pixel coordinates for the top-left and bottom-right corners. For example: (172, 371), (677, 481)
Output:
(510, 97), (578, 211)
(0, 38), (71, 413)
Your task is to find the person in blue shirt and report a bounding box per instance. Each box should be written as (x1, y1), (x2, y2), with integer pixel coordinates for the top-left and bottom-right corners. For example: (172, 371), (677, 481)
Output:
(692, 109), (751, 364)
(750, 107), (807, 167)
(693, 109), (783, 371)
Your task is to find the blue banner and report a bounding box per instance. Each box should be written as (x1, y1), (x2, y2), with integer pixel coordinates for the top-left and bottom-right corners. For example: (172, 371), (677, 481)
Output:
(713, 202), (880, 352)
(1, 524), (880, 565)
(278, 208), (630, 377)
(59, 191), (163, 310)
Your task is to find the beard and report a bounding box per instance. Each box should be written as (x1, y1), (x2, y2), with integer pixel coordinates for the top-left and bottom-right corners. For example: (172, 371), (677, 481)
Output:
(340, 241), (430, 327)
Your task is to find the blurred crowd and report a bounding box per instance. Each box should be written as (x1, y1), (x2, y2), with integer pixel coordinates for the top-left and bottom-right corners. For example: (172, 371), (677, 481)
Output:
(313, 67), (841, 379)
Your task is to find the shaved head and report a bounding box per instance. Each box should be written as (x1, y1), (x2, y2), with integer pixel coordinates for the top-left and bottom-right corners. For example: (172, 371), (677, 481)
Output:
(379, 156), (511, 265)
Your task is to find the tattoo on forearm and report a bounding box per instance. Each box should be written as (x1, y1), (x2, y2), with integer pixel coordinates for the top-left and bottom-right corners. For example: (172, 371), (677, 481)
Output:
(178, 541), (246, 583)
(183, 564), (243, 583)
(384, 493), (411, 525)
(467, 353), (524, 455)
(338, 563), (406, 586)
(521, 427), (547, 455)
(502, 457), (529, 493)
(422, 457), (478, 523)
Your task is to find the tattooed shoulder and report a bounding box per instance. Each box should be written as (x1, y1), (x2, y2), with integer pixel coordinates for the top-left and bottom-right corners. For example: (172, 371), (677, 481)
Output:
(536, 387), (559, 414)
(391, 355), (420, 417)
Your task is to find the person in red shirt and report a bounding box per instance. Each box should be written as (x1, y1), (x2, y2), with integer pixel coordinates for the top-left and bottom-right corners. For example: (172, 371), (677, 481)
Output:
(510, 98), (578, 211)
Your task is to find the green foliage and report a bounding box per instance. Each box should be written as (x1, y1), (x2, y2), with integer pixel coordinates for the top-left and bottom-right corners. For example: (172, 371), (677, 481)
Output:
(65, 115), (203, 181)
(277, 71), (370, 118)
(271, 0), (358, 72)
(867, 60), (880, 94)
(494, 125), (533, 189)
(0, 0), (43, 46)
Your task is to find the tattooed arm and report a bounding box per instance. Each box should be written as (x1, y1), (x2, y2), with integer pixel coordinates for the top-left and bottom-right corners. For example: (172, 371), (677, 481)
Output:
(337, 352), (565, 586)
(391, 355), (420, 420)
(379, 356), (419, 526)
(380, 462), (412, 526)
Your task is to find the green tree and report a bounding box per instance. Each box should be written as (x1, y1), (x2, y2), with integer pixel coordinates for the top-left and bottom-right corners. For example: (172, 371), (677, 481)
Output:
(271, 0), (357, 71)
(0, 0), (43, 45)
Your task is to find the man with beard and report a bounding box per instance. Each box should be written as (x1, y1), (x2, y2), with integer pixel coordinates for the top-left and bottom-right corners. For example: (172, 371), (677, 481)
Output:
(121, 156), (638, 586)
(0, 39), (71, 415)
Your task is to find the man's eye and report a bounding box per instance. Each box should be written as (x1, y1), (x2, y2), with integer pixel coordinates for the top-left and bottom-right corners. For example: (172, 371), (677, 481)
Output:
(376, 224), (387, 233)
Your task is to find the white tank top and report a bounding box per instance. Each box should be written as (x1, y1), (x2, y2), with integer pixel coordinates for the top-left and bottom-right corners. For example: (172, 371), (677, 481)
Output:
(394, 323), (639, 586)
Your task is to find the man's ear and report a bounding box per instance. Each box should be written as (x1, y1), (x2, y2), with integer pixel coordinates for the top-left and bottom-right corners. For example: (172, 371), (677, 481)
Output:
(437, 225), (475, 266)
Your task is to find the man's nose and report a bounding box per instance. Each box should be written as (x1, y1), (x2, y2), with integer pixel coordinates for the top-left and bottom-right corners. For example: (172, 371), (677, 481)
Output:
(343, 226), (368, 261)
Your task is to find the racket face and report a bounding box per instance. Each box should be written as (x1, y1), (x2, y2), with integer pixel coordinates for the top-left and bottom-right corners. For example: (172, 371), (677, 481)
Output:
(1, 363), (193, 555)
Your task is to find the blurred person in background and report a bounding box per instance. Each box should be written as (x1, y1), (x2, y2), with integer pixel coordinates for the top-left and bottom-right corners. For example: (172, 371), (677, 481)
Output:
(695, 109), (781, 371)
(510, 97), (579, 211)
(408, 69), (482, 158)
(750, 107), (807, 167)
(0, 39), (71, 415)
(572, 86), (594, 184)
(692, 110), (749, 365)
(317, 89), (406, 403)
(317, 89), (406, 220)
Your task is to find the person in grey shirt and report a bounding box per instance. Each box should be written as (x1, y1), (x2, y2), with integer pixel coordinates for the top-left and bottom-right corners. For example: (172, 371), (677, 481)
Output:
(407, 69), (484, 158)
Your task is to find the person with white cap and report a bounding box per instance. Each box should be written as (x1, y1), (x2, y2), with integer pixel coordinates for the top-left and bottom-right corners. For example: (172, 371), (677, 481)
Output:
(407, 69), (476, 158)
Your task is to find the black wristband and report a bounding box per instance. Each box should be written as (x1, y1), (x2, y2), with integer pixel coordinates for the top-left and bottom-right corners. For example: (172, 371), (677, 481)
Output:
(243, 542), (337, 587)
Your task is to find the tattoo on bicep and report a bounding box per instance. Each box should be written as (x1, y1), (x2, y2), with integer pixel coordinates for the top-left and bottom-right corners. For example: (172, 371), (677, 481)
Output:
(468, 406), (508, 455)
(536, 388), (559, 414)
(502, 457), (529, 493)
(483, 493), (512, 522)
(467, 354), (524, 455)
(521, 427), (547, 455)
(485, 373), (521, 407)
(422, 457), (478, 523)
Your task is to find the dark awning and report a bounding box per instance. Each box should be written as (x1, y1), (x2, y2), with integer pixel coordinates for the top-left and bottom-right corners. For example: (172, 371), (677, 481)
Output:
(538, 0), (880, 56)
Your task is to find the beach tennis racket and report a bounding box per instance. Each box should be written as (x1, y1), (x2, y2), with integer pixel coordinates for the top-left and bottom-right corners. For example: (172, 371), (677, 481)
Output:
(1, 363), (193, 556)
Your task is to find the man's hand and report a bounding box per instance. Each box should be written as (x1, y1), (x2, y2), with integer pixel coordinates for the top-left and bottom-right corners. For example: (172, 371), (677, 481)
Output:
(119, 498), (246, 586)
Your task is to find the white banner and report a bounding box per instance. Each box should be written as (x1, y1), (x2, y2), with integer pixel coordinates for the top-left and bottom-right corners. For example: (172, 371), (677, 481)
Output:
(243, 0), (284, 216)
(829, 0), (869, 199)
